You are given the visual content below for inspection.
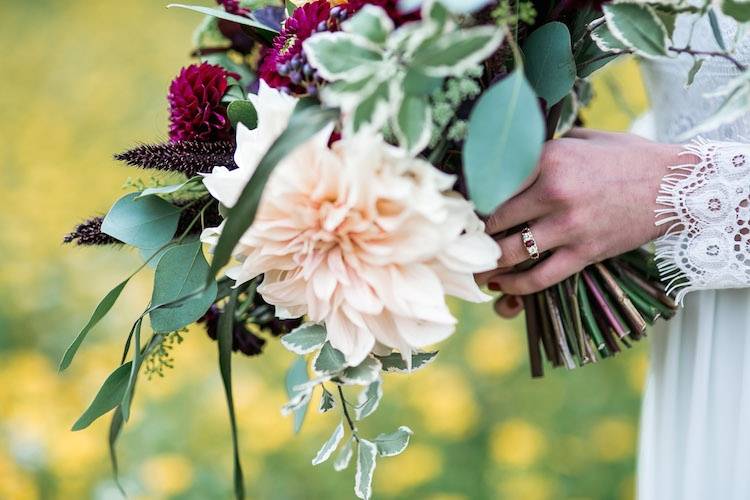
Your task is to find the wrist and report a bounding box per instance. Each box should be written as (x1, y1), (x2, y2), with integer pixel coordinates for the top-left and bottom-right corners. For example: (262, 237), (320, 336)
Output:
(650, 143), (685, 240)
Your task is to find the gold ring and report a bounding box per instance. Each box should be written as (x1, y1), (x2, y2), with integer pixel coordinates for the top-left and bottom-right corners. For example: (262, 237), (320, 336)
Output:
(521, 225), (540, 261)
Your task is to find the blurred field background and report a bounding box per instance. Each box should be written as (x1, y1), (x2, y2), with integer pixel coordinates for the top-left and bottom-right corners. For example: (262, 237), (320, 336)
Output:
(0, 1), (650, 499)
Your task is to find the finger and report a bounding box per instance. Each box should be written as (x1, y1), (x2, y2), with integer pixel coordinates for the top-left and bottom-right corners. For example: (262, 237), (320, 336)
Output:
(494, 294), (524, 318)
(485, 186), (550, 235)
(488, 249), (584, 295)
(495, 216), (569, 269)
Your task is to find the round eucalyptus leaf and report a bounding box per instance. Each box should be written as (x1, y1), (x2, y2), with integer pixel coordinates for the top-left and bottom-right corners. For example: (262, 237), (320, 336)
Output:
(101, 192), (181, 250)
(463, 70), (545, 215)
(522, 21), (576, 107)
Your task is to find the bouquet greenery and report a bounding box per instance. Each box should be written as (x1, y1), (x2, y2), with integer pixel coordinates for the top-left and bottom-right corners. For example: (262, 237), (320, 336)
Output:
(63, 0), (750, 498)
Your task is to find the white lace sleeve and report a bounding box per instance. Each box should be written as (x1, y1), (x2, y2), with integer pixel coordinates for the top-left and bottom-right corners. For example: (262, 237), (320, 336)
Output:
(655, 138), (750, 302)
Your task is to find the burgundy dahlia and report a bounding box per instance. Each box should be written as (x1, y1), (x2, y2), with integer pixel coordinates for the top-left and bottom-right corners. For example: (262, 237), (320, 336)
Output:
(167, 62), (239, 142)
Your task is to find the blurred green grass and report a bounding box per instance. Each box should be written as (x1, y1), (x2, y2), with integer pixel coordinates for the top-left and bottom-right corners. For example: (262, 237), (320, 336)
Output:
(0, 1), (649, 498)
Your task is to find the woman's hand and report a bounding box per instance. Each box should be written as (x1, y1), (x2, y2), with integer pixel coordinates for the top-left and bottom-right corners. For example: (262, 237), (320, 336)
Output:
(477, 128), (685, 296)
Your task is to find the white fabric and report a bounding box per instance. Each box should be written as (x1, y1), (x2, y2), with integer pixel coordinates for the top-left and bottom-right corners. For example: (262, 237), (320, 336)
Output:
(637, 11), (750, 500)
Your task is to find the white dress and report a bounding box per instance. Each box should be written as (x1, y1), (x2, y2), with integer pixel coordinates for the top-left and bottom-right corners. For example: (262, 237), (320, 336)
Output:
(637, 13), (750, 500)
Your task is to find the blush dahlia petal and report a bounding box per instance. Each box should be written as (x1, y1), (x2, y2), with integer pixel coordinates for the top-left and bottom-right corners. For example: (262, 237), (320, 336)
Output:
(201, 84), (500, 366)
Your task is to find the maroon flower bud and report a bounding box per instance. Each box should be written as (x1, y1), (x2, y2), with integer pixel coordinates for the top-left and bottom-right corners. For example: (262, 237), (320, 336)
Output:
(167, 62), (240, 142)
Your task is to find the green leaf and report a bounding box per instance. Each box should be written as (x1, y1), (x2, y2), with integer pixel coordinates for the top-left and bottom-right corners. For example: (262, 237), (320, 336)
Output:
(591, 23), (628, 53)
(355, 439), (378, 500)
(351, 78), (392, 133)
(411, 25), (503, 77)
(394, 94), (432, 155)
(286, 0), (296, 16)
(343, 5), (394, 44)
(708, 8), (727, 50)
(334, 437), (354, 471)
(374, 426), (413, 457)
(312, 421), (345, 465)
(136, 177), (203, 199)
(463, 70), (545, 214)
(522, 22), (576, 106)
(108, 407), (126, 495)
(556, 92), (579, 136)
(377, 351), (439, 373)
(722, 0), (750, 23)
(59, 279), (129, 371)
(72, 361), (132, 431)
(168, 4), (279, 34)
(150, 241), (218, 333)
(340, 357), (382, 386)
(101, 192), (181, 249)
(602, 2), (669, 58)
(403, 68), (444, 95)
(119, 319), (142, 421)
(208, 102), (339, 282)
(281, 323), (327, 355)
(303, 32), (384, 81)
(227, 100), (258, 130)
(319, 387), (336, 413)
(314, 342), (347, 374)
(285, 357), (311, 434)
(577, 37), (620, 78)
(686, 58), (704, 87)
(355, 380), (382, 421)
(217, 289), (245, 500)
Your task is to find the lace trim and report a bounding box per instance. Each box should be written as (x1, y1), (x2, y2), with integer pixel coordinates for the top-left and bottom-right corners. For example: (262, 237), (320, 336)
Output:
(654, 138), (750, 303)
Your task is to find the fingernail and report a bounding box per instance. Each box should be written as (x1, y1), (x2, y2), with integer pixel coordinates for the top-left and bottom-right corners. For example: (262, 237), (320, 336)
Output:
(488, 282), (501, 292)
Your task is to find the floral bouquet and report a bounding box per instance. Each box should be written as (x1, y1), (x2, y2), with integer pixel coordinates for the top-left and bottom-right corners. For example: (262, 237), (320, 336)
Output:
(62, 0), (750, 497)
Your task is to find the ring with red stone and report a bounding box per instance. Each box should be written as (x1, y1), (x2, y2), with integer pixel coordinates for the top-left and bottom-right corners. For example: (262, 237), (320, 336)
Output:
(521, 225), (540, 261)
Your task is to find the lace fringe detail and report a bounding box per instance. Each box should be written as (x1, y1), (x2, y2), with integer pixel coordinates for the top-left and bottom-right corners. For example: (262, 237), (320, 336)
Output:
(653, 137), (712, 304)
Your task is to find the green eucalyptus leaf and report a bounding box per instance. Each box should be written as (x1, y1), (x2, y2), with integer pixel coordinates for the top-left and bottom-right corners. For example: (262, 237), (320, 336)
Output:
(281, 323), (327, 355)
(136, 177), (203, 199)
(355, 379), (382, 421)
(463, 70), (545, 214)
(168, 4), (279, 34)
(60, 279), (129, 371)
(312, 421), (345, 465)
(411, 25), (503, 77)
(108, 407), (126, 495)
(101, 193), (181, 250)
(314, 342), (347, 374)
(556, 92), (579, 136)
(343, 5), (394, 44)
(217, 289), (245, 500)
(119, 319), (142, 421)
(150, 241), (218, 333)
(72, 362), (132, 431)
(522, 22), (576, 106)
(603, 2), (669, 58)
(374, 426), (413, 457)
(377, 351), (438, 373)
(208, 101), (339, 282)
(303, 32), (383, 81)
(285, 357), (311, 434)
(228, 100), (258, 130)
(355, 439), (378, 500)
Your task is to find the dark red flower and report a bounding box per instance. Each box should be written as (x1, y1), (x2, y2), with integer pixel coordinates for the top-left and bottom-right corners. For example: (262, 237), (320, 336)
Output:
(168, 62), (239, 142)
(346, 0), (421, 24)
(258, 0), (420, 95)
(216, 0), (249, 15)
